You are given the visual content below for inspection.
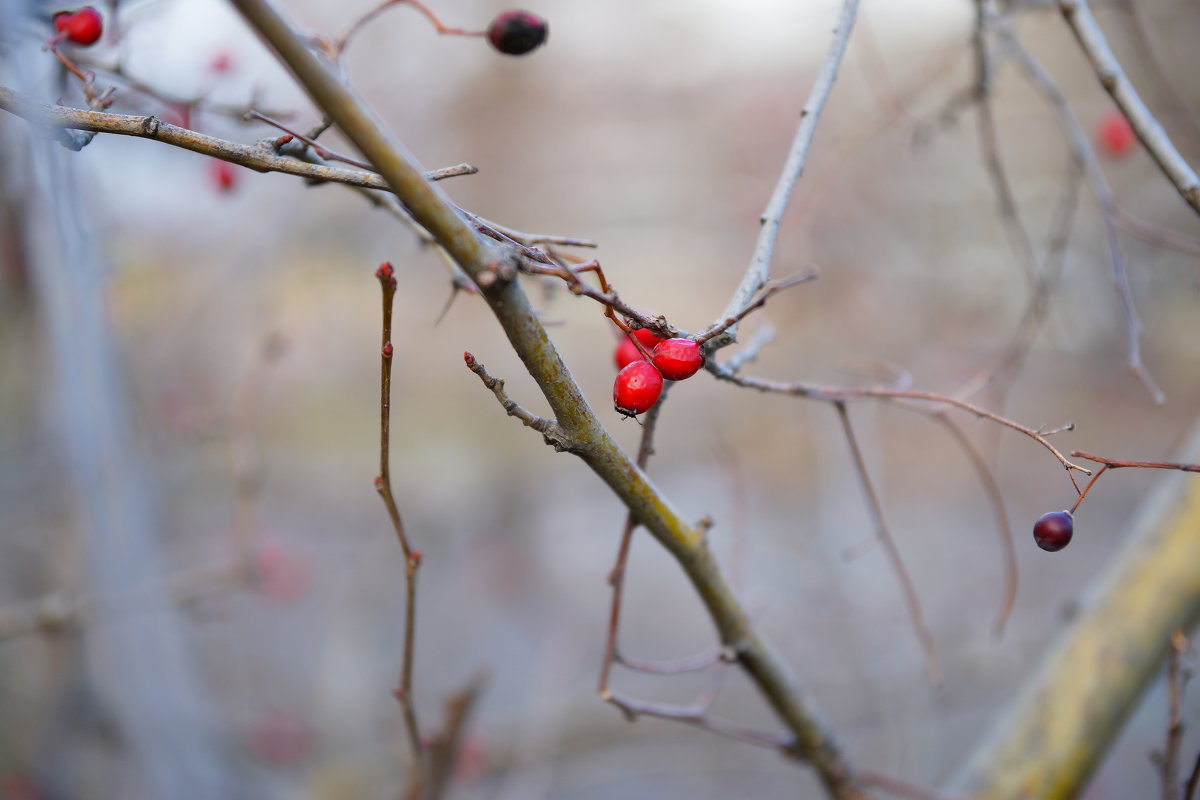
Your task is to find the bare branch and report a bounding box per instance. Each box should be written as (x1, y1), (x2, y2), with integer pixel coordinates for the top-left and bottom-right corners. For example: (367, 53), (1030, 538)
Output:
(228, 2), (868, 795)
(708, 362), (1090, 475)
(372, 264), (424, 778)
(1000, 31), (1165, 403)
(1058, 0), (1200, 217)
(713, 0), (859, 347)
(0, 86), (474, 187)
(603, 690), (792, 751)
(834, 402), (941, 683)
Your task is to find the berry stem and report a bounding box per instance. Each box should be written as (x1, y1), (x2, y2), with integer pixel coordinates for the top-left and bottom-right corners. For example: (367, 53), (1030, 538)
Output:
(1069, 465), (1109, 514)
(334, 0), (484, 59)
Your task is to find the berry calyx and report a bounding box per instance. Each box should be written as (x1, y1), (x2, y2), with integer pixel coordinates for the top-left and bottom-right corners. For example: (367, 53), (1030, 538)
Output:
(613, 328), (664, 370)
(652, 338), (704, 381)
(53, 7), (103, 46)
(1033, 510), (1074, 552)
(613, 361), (663, 417)
(486, 10), (548, 56)
(1096, 109), (1136, 158)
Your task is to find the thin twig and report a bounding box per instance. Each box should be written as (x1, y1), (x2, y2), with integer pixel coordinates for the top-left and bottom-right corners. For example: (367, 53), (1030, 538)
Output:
(246, 109), (374, 170)
(333, 0), (484, 59)
(958, 157), (1082, 401)
(973, 2), (1038, 287)
(599, 392), (668, 699)
(0, 86), (474, 187)
(373, 263), (424, 784)
(462, 353), (574, 452)
(1071, 450), (1200, 473)
(712, 0), (859, 348)
(1058, 0), (1200, 217)
(708, 362), (1090, 475)
(1156, 630), (1189, 800)
(1115, 208), (1200, 257)
(922, 410), (1017, 636)
(834, 402), (941, 683)
(697, 271), (818, 346)
(860, 770), (970, 800)
(1185, 750), (1200, 800)
(1000, 31), (1165, 403)
(603, 690), (792, 751)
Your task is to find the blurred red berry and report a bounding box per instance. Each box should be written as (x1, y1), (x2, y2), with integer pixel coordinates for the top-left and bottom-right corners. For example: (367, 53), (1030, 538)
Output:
(486, 10), (548, 56)
(249, 709), (312, 768)
(53, 7), (103, 46)
(652, 338), (704, 381)
(210, 50), (234, 75)
(613, 361), (663, 417)
(1096, 109), (1136, 158)
(253, 537), (310, 604)
(209, 159), (237, 193)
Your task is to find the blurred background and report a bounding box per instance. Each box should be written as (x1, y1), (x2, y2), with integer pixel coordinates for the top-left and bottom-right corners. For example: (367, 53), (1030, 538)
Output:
(2, 0), (1199, 797)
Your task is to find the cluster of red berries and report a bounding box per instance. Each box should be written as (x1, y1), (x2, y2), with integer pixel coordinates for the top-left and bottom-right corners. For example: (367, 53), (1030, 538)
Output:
(487, 10), (548, 56)
(52, 6), (103, 46)
(611, 322), (705, 417)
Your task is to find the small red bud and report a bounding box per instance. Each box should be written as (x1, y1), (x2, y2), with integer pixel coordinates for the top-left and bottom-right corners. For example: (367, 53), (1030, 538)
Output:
(382, 342), (394, 359)
(375, 262), (395, 281)
(411, 550), (422, 565)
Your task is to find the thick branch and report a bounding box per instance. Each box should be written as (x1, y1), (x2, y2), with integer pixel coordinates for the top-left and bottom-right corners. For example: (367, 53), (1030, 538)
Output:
(227, 0), (867, 796)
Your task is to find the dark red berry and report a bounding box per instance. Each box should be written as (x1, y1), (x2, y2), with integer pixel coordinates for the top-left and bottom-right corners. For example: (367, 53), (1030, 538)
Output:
(1033, 510), (1074, 552)
(613, 328), (663, 370)
(613, 361), (663, 417)
(54, 7), (103, 46)
(652, 338), (704, 381)
(486, 10), (548, 56)
(1096, 109), (1135, 158)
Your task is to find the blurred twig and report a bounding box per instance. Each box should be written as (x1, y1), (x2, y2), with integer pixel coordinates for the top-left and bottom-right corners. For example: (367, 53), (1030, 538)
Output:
(834, 402), (941, 683)
(1058, 0), (1200, 217)
(0, 86), (474, 184)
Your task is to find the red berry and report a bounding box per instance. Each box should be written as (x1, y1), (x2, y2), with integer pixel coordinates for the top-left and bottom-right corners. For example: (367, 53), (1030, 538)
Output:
(613, 361), (663, 417)
(1096, 109), (1136, 158)
(210, 159), (237, 193)
(486, 10), (548, 56)
(613, 328), (664, 370)
(54, 7), (103, 46)
(210, 50), (234, 75)
(1033, 510), (1074, 552)
(652, 338), (704, 381)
